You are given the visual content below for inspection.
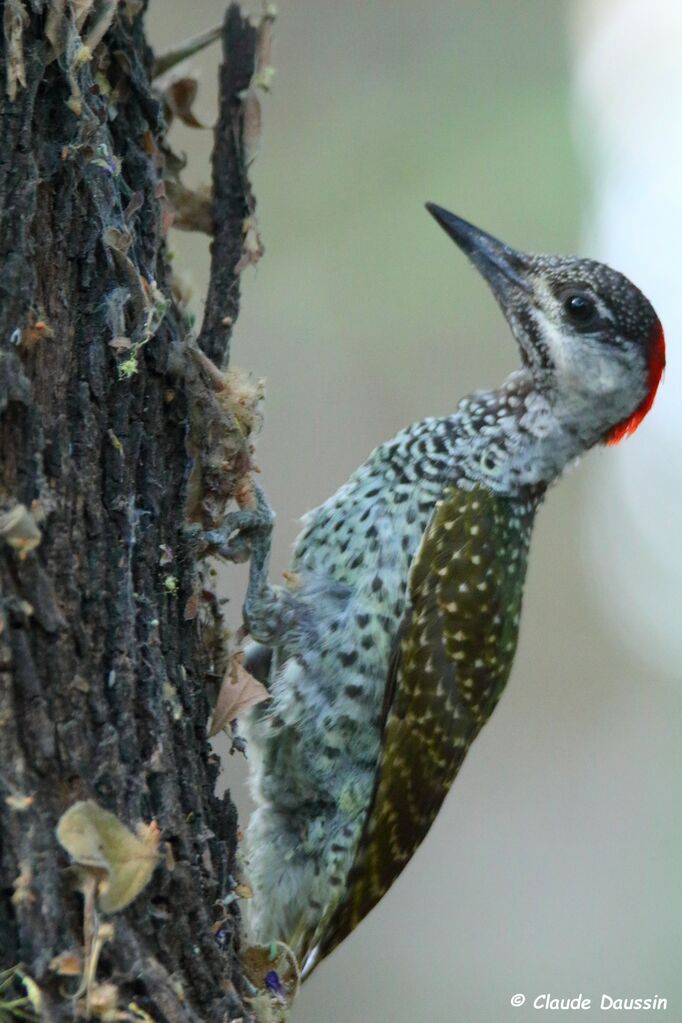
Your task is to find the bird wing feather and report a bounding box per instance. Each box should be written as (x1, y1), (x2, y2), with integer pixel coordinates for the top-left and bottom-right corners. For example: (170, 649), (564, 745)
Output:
(309, 482), (535, 970)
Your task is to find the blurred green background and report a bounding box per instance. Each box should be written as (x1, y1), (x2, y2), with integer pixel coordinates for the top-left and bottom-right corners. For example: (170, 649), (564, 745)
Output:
(150, 2), (681, 1020)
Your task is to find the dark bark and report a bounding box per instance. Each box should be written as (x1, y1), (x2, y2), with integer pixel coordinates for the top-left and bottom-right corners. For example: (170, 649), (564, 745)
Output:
(197, 4), (257, 366)
(0, 4), (259, 1021)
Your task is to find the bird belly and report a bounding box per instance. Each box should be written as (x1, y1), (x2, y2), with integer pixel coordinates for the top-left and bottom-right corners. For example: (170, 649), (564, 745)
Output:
(241, 478), (443, 954)
(241, 558), (407, 952)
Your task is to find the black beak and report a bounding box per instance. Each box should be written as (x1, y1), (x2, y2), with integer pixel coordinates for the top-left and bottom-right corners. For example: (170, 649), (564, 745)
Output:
(425, 203), (534, 298)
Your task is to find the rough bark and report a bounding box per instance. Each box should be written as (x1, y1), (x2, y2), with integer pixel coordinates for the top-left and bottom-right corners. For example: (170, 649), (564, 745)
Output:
(0, 3), (259, 1021)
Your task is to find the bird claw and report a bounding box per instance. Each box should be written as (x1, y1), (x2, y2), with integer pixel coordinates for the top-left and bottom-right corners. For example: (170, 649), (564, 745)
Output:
(188, 482), (275, 569)
(186, 483), (281, 643)
(201, 522), (253, 564)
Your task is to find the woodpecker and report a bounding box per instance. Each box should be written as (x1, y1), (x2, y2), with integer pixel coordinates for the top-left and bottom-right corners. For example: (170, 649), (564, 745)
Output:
(211, 205), (665, 979)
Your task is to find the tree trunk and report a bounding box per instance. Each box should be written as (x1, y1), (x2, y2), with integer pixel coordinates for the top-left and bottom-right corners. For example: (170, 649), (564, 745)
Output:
(0, 4), (261, 1020)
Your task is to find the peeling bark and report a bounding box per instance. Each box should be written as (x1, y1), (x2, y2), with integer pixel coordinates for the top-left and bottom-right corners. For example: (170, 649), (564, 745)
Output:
(0, 3), (259, 1021)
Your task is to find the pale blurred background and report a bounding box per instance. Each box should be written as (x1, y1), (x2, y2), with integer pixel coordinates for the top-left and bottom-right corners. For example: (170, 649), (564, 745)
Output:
(149, 2), (681, 1019)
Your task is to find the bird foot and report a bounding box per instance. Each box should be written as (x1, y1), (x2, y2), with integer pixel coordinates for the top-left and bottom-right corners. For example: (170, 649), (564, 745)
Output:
(190, 481), (275, 569)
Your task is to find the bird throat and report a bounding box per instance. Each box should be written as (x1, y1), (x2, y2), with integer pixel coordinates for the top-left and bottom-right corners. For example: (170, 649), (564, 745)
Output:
(445, 369), (582, 496)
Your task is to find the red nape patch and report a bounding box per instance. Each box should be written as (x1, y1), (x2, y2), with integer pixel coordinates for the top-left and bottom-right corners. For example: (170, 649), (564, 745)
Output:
(606, 321), (666, 445)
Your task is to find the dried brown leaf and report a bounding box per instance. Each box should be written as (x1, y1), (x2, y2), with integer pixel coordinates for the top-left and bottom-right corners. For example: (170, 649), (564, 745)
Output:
(183, 592), (199, 621)
(164, 77), (205, 129)
(164, 180), (212, 235)
(209, 659), (270, 737)
(49, 951), (83, 977)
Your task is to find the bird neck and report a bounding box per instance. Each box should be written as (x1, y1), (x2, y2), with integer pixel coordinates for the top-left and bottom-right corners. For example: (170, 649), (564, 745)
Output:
(446, 368), (585, 496)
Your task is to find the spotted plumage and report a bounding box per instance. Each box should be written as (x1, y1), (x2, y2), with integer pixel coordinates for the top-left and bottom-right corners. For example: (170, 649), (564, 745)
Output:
(315, 483), (535, 961)
(216, 206), (665, 978)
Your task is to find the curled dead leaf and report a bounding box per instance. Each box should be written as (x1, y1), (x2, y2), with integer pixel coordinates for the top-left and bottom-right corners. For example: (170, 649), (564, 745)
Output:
(183, 592), (199, 621)
(209, 657), (270, 737)
(163, 77), (205, 129)
(49, 951), (83, 977)
(164, 179), (212, 235)
(56, 800), (160, 913)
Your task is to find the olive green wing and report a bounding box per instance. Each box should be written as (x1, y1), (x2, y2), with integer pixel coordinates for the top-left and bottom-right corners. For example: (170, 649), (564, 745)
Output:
(311, 483), (535, 969)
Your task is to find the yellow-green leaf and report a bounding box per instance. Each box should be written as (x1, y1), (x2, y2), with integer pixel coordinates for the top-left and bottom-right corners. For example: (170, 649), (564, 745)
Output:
(56, 800), (160, 913)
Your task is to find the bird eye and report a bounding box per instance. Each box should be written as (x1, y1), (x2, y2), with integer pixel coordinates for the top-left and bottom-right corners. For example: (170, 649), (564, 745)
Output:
(563, 292), (597, 326)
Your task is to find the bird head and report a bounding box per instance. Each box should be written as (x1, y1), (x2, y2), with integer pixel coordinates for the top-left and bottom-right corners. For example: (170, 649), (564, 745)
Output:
(426, 203), (665, 447)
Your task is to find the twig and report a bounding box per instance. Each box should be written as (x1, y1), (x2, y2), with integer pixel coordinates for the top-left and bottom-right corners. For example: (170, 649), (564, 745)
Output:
(196, 5), (258, 367)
